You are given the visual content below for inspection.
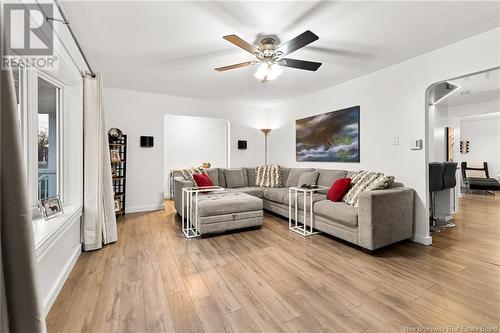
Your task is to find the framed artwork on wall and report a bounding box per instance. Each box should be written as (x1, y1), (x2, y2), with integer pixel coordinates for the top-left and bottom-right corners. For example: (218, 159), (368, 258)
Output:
(446, 127), (455, 161)
(296, 105), (360, 162)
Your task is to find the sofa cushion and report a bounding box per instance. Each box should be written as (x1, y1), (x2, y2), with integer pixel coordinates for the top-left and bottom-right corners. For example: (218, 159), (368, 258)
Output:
(280, 167), (290, 187)
(205, 168), (219, 186)
(286, 168), (316, 187)
(298, 171), (319, 187)
(224, 168), (247, 188)
(347, 170), (361, 179)
(317, 169), (348, 187)
(284, 193), (326, 209)
(262, 188), (289, 203)
(226, 187), (264, 198)
(195, 192), (262, 217)
(246, 167), (256, 186)
(327, 178), (351, 202)
(314, 201), (358, 228)
(181, 167), (207, 182)
(218, 168), (227, 188)
(344, 171), (395, 207)
(193, 173), (213, 188)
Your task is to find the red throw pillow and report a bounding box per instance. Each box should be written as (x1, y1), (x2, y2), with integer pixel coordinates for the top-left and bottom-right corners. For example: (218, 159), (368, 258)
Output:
(327, 178), (352, 202)
(193, 173), (213, 188)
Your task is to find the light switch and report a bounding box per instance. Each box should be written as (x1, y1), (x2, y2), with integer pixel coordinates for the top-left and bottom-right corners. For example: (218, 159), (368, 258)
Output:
(392, 136), (400, 145)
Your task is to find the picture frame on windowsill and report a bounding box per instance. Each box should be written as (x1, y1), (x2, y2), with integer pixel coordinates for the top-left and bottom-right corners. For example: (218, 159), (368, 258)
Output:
(38, 195), (64, 221)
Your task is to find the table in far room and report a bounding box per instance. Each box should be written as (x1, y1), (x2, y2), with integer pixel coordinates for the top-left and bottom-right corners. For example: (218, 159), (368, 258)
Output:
(288, 186), (329, 236)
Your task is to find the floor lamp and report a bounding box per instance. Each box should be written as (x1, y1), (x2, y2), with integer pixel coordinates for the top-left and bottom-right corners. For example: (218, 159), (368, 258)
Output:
(260, 128), (272, 165)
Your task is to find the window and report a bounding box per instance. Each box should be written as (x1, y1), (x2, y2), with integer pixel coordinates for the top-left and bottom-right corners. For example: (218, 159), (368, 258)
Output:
(37, 77), (60, 200)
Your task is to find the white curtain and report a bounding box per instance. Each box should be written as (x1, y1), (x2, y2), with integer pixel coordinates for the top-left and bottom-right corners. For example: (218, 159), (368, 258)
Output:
(83, 74), (117, 251)
(1, 66), (45, 331)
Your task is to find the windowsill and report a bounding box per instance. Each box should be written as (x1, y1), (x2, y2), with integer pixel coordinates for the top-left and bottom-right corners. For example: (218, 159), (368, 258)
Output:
(32, 204), (82, 258)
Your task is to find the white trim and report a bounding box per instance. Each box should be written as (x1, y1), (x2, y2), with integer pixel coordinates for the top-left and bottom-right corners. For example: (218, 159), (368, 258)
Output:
(34, 204), (82, 258)
(432, 82), (461, 105)
(411, 233), (432, 245)
(41, 244), (80, 318)
(125, 204), (165, 214)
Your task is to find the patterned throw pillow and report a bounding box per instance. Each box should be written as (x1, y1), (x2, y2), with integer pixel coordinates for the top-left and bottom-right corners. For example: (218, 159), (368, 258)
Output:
(255, 165), (282, 187)
(343, 171), (395, 207)
(181, 167), (207, 183)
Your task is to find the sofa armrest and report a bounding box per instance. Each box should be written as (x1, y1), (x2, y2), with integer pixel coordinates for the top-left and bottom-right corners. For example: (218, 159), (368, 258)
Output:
(357, 187), (414, 250)
(173, 177), (195, 216)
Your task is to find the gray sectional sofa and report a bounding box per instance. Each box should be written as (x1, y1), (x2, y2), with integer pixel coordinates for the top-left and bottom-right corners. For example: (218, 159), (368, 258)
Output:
(173, 167), (414, 251)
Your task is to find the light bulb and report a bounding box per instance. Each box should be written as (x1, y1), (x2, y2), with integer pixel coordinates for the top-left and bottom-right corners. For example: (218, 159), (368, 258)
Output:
(254, 63), (269, 80)
(254, 63), (283, 81)
(267, 64), (283, 81)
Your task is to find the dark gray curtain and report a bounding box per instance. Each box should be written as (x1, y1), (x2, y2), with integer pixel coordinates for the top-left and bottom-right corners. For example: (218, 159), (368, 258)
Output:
(1, 65), (45, 332)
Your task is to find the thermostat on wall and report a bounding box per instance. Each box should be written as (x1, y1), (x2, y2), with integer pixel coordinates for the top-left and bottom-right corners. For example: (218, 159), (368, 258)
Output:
(410, 139), (423, 150)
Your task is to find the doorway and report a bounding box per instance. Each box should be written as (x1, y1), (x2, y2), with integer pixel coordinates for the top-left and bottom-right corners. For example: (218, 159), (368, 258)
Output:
(426, 67), (500, 264)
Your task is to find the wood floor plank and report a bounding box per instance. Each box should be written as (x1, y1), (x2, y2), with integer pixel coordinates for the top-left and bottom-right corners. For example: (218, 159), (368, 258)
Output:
(167, 291), (204, 333)
(224, 309), (262, 333)
(87, 257), (123, 333)
(142, 262), (176, 333)
(192, 296), (232, 333)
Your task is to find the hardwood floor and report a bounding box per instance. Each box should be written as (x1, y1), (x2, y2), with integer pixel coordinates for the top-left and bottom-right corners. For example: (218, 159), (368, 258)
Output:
(47, 195), (500, 332)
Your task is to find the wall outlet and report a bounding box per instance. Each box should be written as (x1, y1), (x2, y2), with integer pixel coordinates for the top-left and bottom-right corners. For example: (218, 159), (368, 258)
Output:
(392, 136), (400, 145)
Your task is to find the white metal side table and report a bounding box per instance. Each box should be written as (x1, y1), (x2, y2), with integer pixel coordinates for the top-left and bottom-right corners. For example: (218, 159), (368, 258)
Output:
(181, 186), (225, 238)
(288, 186), (329, 236)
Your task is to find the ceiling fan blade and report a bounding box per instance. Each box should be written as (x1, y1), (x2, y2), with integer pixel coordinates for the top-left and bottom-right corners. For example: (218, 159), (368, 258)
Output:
(276, 30), (319, 57)
(215, 61), (255, 72)
(279, 58), (321, 71)
(223, 35), (260, 55)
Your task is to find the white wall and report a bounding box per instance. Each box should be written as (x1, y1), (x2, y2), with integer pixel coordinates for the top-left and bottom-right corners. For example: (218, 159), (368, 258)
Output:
(461, 113), (500, 179)
(429, 105), (461, 164)
(268, 28), (500, 245)
(448, 99), (500, 118)
(103, 88), (270, 213)
(164, 115), (229, 196)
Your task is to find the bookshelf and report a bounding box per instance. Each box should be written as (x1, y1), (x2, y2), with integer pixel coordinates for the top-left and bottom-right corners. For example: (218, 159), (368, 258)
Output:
(109, 134), (127, 216)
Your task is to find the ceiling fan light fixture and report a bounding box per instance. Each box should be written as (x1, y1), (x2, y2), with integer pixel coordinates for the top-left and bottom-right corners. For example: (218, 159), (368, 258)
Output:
(254, 63), (283, 81)
(267, 64), (283, 80)
(254, 63), (269, 80)
(217, 31), (321, 80)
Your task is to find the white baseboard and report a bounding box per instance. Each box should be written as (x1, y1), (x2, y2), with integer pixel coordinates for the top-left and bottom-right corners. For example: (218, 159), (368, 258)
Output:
(411, 233), (432, 245)
(125, 204), (165, 214)
(42, 244), (81, 317)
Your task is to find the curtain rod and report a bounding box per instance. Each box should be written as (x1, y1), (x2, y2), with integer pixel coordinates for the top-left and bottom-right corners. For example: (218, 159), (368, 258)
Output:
(48, 0), (96, 77)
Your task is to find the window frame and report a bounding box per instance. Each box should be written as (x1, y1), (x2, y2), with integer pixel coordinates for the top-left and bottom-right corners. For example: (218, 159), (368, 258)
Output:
(26, 69), (65, 214)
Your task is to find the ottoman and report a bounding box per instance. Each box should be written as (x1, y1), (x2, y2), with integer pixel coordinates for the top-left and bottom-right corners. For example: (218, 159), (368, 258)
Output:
(194, 192), (263, 235)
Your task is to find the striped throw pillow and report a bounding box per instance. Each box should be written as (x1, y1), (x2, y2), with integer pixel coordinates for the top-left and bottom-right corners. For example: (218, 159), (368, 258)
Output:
(255, 165), (282, 187)
(343, 171), (395, 207)
(181, 167), (207, 184)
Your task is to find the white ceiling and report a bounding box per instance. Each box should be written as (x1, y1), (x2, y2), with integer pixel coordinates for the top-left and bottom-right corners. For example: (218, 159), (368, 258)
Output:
(62, 1), (500, 107)
(446, 69), (500, 106)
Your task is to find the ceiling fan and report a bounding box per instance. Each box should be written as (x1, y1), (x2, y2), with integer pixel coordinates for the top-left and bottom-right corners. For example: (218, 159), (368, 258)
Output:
(215, 30), (322, 82)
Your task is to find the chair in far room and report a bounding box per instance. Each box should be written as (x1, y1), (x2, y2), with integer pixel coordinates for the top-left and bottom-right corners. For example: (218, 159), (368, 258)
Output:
(461, 161), (500, 195)
(429, 162), (445, 233)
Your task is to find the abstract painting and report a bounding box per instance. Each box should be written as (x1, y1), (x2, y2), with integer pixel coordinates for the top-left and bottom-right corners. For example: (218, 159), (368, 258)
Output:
(296, 106), (360, 162)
